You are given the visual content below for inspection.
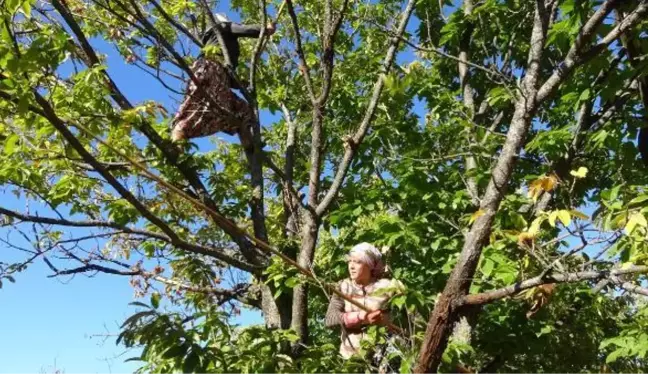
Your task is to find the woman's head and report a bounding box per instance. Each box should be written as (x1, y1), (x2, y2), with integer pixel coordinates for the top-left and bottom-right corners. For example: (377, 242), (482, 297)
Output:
(347, 242), (384, 284)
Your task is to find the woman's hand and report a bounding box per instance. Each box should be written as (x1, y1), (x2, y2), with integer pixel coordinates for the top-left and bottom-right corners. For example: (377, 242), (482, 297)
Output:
(366, 310), (384, 324)
(265, 23), (276, 35)
(357, 310), (368, 322)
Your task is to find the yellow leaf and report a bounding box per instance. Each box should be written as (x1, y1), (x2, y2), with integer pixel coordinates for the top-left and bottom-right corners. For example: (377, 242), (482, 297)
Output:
(625, 212), (648, 235)
(518, 232), (535, 247)
(528, 175), (558, 202)
(541, 174), (558, 192)
(557, 210), (571, 227)
(527, 180), (543, 202)
(548, 211), (558, 227)
(570, 210), (590, 220)
(570, 167), (588, 179)
(528, 217), (544, 237)
(470, 209), (485, 224)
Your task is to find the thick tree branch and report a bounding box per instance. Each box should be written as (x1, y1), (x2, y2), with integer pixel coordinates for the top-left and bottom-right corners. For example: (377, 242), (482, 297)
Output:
(611, 277), (648, 297)
(240, 0), (270, 249)
(415, 1), (552, 371)
(458, 0), (479, 206)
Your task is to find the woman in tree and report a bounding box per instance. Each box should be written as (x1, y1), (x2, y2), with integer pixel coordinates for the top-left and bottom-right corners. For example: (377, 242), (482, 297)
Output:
(325, 242), (402, 367)
(171, 13), (275, 144)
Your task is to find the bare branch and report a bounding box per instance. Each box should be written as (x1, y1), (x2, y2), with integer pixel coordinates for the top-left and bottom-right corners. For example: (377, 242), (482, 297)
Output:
(0, 207), (259, 273)
(463, 266), (648, 305)
(285, 0), (316, 102)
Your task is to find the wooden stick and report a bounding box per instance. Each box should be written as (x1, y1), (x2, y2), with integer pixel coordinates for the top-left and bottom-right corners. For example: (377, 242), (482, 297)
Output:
(70, 120), (404, 334)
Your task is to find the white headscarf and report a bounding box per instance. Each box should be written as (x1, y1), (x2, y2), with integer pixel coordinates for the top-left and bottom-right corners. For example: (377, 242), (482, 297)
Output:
(348, 242), (385, 278)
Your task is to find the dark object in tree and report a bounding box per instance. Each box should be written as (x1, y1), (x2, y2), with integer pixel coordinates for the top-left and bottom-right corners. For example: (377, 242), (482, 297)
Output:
(171, 58), (255, 142)
(171, 15), (270, 142)
(638, 128), (648, 166)
(202, 16), (265, 70)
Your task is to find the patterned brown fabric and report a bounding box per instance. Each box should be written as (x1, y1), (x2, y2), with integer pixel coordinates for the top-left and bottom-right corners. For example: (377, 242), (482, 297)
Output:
(171, 58), (254, 141)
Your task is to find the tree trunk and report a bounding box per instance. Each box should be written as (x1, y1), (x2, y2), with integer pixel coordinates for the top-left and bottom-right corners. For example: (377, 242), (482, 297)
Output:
(415, 1), (551, 371)
(290, 214), (319, 351)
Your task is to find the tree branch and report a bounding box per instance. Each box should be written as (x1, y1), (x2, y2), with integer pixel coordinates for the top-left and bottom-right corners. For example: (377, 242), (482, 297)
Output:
(51, 0), (133, 109)
(0, 207), (259, 273)
(611, 276), (648, 297)
(463, 266), (648, 305)
(535, 0), (648, 103)
(146, 0), (202, 46)
(457, 0), (480, 207)
(285, 0), (316, 102)
(316, 0), (417, 217)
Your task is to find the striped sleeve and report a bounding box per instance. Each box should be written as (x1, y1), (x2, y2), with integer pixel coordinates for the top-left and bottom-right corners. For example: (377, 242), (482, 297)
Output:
(325, 292), (344, 327)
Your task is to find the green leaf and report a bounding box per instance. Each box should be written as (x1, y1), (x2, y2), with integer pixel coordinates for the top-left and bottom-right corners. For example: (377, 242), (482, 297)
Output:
(162, 344), (187, 359)
(3, 134), (19, 155)
(6, 0), (20, 13)
(570, 210), (589, 220)
(120, 310), (155, 328)
(606, 349), (624, 364)
(392, 295), (406, 309)
(21, 0), (32, 17)
(151, 292), (160, 309)
(183, 350), (200, 373)
(129, 301), (152, 309)
(285, 277), (299, 288)
(629, 195), (648, 206)
(481, 259), (495, 277)
(560, 0), (575, 14)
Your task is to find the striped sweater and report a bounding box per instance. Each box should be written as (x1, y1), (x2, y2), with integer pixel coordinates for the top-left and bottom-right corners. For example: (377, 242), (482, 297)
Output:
(325, 278), (398, 358)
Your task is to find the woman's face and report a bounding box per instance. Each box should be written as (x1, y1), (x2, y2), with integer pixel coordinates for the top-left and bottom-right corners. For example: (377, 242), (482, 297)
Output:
(348, 253), (372, 284)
